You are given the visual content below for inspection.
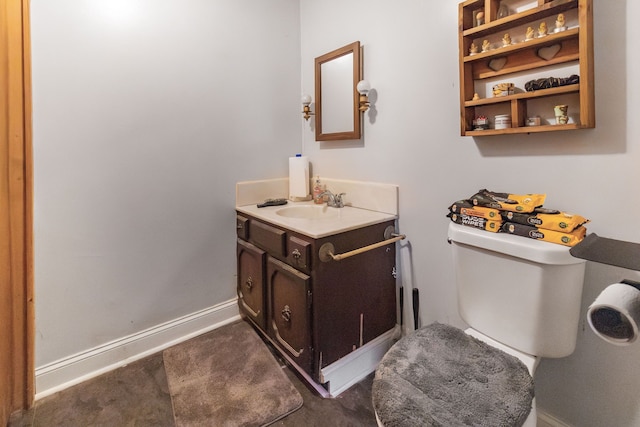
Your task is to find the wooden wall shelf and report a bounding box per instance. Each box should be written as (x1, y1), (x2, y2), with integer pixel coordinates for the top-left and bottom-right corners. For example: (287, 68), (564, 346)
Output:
(458, 0), (594, 136)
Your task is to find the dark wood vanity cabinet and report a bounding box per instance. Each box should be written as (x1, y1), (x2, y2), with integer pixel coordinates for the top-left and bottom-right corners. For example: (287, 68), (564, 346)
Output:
(236, 212), (397, 385)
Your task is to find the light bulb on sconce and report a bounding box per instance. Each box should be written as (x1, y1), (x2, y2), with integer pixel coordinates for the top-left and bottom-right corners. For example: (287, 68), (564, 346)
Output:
(301, 94), (314, 121)
(356, 80), (371, 112)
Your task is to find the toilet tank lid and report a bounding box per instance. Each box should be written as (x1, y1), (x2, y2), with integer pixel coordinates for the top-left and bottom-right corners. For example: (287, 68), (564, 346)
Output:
(448, 222), (586, 265)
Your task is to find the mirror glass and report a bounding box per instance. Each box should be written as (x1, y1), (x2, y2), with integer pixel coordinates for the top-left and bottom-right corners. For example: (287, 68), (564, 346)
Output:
(314, 41), (361, 141)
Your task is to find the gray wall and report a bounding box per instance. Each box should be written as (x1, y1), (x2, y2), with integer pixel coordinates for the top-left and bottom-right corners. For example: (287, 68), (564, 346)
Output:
(32, 0), (301, 366)
(300, 0), (640, 426)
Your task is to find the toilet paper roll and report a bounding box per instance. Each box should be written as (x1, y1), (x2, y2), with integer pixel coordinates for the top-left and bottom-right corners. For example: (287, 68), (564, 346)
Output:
(587, 283), (640, 345)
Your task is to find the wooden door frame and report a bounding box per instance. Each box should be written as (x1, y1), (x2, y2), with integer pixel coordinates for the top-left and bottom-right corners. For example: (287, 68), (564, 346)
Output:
(0, 0), (34, 423)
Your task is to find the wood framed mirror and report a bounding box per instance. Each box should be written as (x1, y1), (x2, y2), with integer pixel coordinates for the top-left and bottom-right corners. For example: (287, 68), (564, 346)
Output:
(314, 41), (361, 141)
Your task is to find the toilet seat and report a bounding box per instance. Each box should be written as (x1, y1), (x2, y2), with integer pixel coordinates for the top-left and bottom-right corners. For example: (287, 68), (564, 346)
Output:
(464, 328), (539, 376)
(464, 328), (539, 427)
(372, 323), (534, 427)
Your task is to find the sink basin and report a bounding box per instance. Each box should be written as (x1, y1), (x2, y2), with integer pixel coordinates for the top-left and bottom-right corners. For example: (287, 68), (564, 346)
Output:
(238, 201), (396, 238)
(276, 205), (340, 219)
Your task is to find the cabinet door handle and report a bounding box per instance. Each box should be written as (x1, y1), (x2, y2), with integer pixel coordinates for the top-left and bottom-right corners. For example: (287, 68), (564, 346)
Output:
(291, 249), (301, 260)
(281, 305), (291, 322)
(272, 320), (303, 357)
(245, 276), (253, 290)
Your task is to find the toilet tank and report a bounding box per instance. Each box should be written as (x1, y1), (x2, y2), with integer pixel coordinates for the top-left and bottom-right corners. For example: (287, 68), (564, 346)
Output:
(448, 222), (586, 358)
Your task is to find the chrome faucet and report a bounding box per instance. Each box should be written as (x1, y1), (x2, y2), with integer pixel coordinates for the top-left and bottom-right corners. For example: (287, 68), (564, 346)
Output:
(320, 190), (346, 208)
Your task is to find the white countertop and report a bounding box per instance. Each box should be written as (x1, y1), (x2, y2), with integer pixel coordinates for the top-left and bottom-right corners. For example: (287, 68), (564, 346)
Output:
(236, 201), (397, 239)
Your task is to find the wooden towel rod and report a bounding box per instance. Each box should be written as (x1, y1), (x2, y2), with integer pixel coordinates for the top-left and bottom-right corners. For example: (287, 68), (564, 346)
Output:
(319, 233), (406, 262)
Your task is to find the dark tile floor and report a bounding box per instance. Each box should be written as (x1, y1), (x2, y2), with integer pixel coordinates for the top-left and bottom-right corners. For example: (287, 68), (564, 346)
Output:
(9, 330), (378, 427)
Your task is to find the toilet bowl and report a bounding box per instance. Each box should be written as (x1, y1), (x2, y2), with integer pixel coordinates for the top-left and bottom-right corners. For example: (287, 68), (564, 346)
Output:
(372, 223), (586, 426)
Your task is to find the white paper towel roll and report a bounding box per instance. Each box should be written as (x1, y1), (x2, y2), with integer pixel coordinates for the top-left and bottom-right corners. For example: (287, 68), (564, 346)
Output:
(587, 283), (640, 345)
(288, 155), (309, 200)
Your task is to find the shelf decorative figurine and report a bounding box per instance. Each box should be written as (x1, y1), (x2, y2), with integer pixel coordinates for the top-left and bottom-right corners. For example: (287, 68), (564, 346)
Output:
(524, 74), (580, 91)
(525, 26), (535, 41)
(469, 42), (479, 55)
(482, 39), (491, 52)
(538, 22), (548, 37)
(555, 14), (567, 32)
(492, 82), (514, 97)
(473, 115), (490, 130)
(502, 33), (511, 46)
(554, 105), (569, 124)
(475, 11), (484, 26)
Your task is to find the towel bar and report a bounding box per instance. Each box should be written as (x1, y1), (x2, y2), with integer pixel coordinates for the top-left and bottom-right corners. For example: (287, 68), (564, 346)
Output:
(319, 232), (406, 262)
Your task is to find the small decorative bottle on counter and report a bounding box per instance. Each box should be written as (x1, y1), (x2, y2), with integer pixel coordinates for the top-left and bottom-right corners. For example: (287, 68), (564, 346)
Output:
(313, 176), (325, 204)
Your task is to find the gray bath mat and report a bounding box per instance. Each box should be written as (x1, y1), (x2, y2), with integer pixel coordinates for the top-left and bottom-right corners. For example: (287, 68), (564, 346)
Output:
(164, 321), (303, 426)
(372, 323), (534, 426)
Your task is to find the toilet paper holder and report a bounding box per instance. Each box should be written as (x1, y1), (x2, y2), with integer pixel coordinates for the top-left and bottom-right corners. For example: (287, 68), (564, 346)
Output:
(620, 279), (640, 290)
(588, 279), (640, 345)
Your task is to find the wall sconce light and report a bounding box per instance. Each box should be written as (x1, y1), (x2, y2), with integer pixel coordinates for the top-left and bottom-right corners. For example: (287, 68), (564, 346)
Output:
(301, 94), (314, 120)
(357, 80), (371, 112)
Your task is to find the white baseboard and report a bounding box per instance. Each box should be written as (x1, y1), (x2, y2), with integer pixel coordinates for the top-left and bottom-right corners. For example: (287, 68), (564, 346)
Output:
(35, 298), (240, 400)
(537, 409), (573, 427)
(320, 325), (400, 397)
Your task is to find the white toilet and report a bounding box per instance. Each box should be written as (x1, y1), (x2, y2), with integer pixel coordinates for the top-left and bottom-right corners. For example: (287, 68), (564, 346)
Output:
(373, 222), (586, 426)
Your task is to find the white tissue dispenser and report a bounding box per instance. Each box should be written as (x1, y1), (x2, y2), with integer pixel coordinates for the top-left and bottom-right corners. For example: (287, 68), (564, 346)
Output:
(288, 155), (310, 201)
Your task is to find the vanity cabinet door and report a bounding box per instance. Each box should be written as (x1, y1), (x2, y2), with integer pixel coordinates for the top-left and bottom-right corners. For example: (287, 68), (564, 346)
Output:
(237, 239), (266, 330)
(267, 257), (313, 375)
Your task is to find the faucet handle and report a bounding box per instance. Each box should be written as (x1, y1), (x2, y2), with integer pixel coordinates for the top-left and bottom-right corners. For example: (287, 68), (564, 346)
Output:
(333, 192), (346, 207)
